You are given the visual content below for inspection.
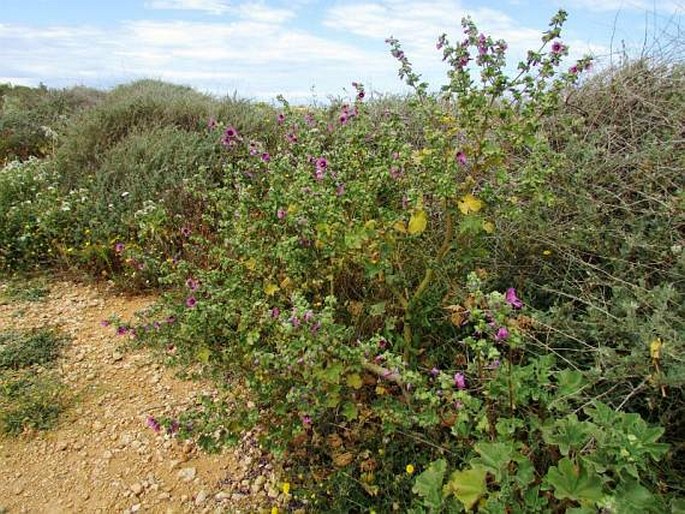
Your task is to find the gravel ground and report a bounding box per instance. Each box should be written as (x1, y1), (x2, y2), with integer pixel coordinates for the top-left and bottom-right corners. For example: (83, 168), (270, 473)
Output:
(0, 279), (288, 513)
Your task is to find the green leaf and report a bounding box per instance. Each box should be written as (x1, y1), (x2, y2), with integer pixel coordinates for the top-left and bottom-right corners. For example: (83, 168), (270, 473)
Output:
(556, 369), (587, 397)
(412, 459), (447, 511)
(542, 414), (594, 456)
(444, 466), (488, 511)
(614, 479), (658, 514)
(346, 373), (363, 389)
(341, 401), (358, 421)
(471, 441), (515, 481)
(545, 457), (603, 504)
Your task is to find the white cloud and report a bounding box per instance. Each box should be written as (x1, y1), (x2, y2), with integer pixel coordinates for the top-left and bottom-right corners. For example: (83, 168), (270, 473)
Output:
(563, 0), (683, 12)
(145, 0), (232, 15)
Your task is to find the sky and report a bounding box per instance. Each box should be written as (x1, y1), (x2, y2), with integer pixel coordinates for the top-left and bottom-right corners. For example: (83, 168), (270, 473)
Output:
(0, 0), (682, 103)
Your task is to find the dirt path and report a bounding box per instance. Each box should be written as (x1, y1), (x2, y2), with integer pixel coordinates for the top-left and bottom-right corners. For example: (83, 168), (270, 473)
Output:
(0, 280), (284, 514)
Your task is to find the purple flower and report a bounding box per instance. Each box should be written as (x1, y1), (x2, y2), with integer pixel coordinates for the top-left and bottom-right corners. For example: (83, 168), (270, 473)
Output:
(336, 183), (346, 196)
(167, 419), (180, 434)
(569, 65), (579, 74)
(165, 316), (176, 324)
(261, 152), (271, 163)
(495, 326), (509, 341)
(146, 415), (161, 433)
(487, 359), (501, 370)
(277, 113), (285, 125)
(185, 296), (197, 308)
(114, 242), (125, 254)
(551, 41), (565, 54)
(357, 90), (365, 101)
(185, 278), (199, 291)
(290, 316), (301, 328)
(302, 415), (312, 428)
(456, 151), (467, 166)
(277, 207), (287, 220)
(430, 367), (440, 377)
(286, 132), (298, 144)
(221, 126), (239, 147)
(181, 226), (191, 238)
(100, 320), (110, 328)
(116, 326), (129, 336)
(207, 117), (217, 130)
(153, 321), (161, 330)
(454, 372), (466, 390)
(316, 157), (328, 171)
(271, 307), (280, 318)
(505, 288), (523, 309)
(390, 166), (402, 180)
(310, 321), (322, 333)
(303, 310), (314, 322)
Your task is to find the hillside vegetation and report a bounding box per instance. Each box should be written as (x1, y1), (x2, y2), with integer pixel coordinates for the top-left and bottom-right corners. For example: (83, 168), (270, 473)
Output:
(1, 11), (683, 512)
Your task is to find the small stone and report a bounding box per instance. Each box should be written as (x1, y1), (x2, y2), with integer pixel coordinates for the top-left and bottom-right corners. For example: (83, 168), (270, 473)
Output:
(253, 475), (266, 488)
(130, 483), (143, 496)
(102, 450), (113, 460)
(158, 492), (170, 500)
(215, 492), (230, 501)
(177, 467), (196, 482)
(13, 485), (23, 495)
(130, 440), (141, 450)
(131, 504), (141, 513)
(112, 351), (124, 362)
(56, 441), (68, 451)
(195, 490), (208, 506)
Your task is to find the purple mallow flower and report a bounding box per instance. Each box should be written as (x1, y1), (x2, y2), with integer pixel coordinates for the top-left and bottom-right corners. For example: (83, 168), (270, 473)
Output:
(181, 226), (191, 238)
(185, 278), (199, 291)
(261, 152), (270, 163)
(146, 415), (161, 433)
(456, 151), (467, 166)
(454, 372), (466, 390)
(114, 242), (125, 254)
(271, 307), (280, 318)
(277, 113), (285, 125)
(551, 40), (565, 54)
(495, 326), (509, 341)
(277, 207), (287, 220)
(302, 415), (312, 428)
(505, 288), (523, 309)
(185, 296), (197, 308)
(207, 117), (217, 130)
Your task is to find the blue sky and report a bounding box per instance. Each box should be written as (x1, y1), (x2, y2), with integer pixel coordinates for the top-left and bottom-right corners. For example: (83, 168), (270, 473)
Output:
(1, 0), (682, 102)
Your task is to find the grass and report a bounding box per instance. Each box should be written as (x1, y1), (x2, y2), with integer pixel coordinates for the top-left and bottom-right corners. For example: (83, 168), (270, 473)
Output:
(0, 328), (69, 434)
(0, 277), (50, 303)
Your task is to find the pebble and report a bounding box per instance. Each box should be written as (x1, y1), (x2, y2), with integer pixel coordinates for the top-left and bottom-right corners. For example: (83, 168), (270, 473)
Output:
(56, 441), (68, 451)
(112, 351), (123, 362)
(130, 504), (141, 513)
(215, 492), (230, 501)
(158, 492), (170, 500)
(195, 490), (208, 506)
(177, 467), (196, 482)
(130, 483), (143, 496)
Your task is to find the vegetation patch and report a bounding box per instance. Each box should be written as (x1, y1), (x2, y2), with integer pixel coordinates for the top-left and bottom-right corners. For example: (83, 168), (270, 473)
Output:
(0, 329), (69, 435)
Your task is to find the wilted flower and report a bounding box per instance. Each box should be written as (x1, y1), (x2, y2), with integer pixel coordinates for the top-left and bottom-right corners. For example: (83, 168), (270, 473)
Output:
(114, 242), (125, 254)
(165, 316), (176, 324)
(116, 325), (129, 336)
(302, 415), (312, 428)
(303, 310), (314, 322)
(261, 152), (271, 163)
(430, 367), (440, 377)
(271, 307), (280, 318)
(505, 288), (523, 309)
(181, 226), (191, 238)
(185, 296), (197, 308)
(207, 117), (217, 130)
(290, 316), (301, 328)
(310, 321), (322, 333)
(277, 113), (285, 124)
(100, 320), (110, 328)
(286, 132), (298, 143)
(185, 278), (199, 291)
(277, 207), (287, 220)
(454, 372), (466, 390)
(336, 183), (346, 196)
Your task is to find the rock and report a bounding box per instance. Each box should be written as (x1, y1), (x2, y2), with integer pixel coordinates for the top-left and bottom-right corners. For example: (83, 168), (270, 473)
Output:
(112, 351), (123, 362)
(253, 475), (266, 488)
(177, 467), (196, 482)
(56, 441), (68, 451)
(102, 450), (113, 460)
(13, 485), (23, 495)
(158, 492), (170, 500)
(130, 504), (141, 513)
(130, 483), (143, 496)
(267, 488), (280, 499)
(195, 490), (208, 506)
(215, 492), (230, 501)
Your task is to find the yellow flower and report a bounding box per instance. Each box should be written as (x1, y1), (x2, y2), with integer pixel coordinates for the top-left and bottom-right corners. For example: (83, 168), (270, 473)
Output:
(271, 507), (279, 514)
(543, 249), (552, 256)
(282, 482), (291, 495)
(406, 464), (415, 475)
